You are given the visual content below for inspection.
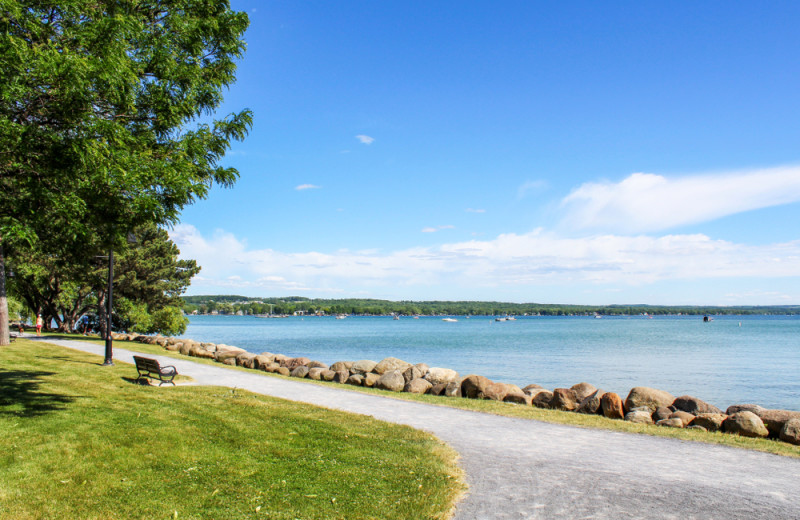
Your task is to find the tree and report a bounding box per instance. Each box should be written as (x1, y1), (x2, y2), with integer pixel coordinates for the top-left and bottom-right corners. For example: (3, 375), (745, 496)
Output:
(0, 0), (251, 345)
(8, 222), (200, 335)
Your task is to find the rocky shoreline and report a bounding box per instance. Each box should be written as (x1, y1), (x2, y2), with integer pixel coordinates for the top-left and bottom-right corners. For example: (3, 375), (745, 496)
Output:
(119, 333), (800, 447)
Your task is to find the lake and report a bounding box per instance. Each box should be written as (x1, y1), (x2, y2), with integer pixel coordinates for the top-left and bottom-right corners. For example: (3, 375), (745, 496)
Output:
(180, 314), (800, 411)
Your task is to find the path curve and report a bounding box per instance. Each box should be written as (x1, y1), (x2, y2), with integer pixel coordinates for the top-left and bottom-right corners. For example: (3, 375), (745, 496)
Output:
(42, 338), (800, 519)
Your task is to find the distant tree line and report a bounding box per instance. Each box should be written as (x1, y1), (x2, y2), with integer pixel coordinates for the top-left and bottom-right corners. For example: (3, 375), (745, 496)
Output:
(182, 295), (800, 317)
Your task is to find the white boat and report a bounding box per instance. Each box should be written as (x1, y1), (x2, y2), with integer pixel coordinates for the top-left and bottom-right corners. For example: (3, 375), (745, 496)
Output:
(335, 314), (347, 320)
(442, 318), (458, 322)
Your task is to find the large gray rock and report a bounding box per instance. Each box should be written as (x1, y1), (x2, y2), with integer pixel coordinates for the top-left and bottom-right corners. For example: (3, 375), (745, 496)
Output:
(307, 360), (328, 369)
(254, 354), (275, 369)
(286, 357), (311, 370)
(444, 381), (462, 398)
(550, 388), (579, 411)
(577, 389), (605, 415)
(691, 413), (728, 432)
(290, 366), (309, 378)
(754, 409), (800, 438)
(307, 367), (326, 380)
(504, 391), (532, 406)
(425, 367), (459, 385)
(321, 370), (336, 381)
(237, 352), (258, 368)
(672, 395), (723, 415)
(429, 383), (447, 396)
(403, 364), (426, 383)
(330, 361), (353, 372)
(625, 387), (676, 413)
(333, 370), (350, 383)
(483, 382), (515, 401)
(669, 411), (696, 427)
(570, 382), (598, 403)
(350, 360), (378, 375)
(461, 375), (492, 399)
(405, 378), (432, 394)
(656, 418), (684, 428)
(653, 407), (673, 423)
(363, 372), (381, 387)
(346, 374), (364, 386)
(726, 404), (766, 416)
(625, 410), (654, 425)
(779, 418), (800, 445)
(723, 411), (769, 438)
(374, 357), (413, 375)
(532, 390), (554, 409)
(375, 370), (405, 392)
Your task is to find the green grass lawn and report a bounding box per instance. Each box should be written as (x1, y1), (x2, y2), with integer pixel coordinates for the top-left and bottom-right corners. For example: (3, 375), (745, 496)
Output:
(0, 339), (464, 520)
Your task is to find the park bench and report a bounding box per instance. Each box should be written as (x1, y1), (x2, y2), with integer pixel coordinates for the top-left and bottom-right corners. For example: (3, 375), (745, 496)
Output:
(133, 356), (177, 386)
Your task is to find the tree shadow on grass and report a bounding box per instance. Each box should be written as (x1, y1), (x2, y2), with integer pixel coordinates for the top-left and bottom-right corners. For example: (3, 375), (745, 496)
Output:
(0, 369), (77, 417)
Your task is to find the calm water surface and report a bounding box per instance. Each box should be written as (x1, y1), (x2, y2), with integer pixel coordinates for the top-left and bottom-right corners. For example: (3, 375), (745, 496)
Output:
(181, 314), (800, 411)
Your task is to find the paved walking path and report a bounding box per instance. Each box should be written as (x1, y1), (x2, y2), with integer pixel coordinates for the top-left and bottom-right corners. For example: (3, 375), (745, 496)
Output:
(41, 338), (800, 519)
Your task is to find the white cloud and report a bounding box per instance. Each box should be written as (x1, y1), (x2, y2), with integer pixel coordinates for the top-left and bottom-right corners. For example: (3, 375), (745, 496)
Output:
(561, 166), (800, 233)
(295, 184), (321, 191)
(421, 227), (437, 233)
(171, 224), (800, 302)
(466, 208), (486, 213)
(355, 134), (375, 145)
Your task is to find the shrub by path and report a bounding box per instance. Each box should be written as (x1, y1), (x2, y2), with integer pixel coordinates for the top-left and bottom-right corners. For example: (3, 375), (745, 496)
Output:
(45, 337), (800, 519)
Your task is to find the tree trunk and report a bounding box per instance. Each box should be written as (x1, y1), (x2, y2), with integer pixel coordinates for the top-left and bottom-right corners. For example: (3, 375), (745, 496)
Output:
(0, 241), (10, 346)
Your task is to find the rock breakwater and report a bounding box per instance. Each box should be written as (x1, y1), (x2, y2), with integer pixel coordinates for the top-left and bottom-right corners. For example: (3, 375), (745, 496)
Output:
(118, 332), (800, 447)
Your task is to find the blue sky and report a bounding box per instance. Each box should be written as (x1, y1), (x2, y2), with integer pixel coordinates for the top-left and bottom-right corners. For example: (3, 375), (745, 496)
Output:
(173, 1), (800, 305)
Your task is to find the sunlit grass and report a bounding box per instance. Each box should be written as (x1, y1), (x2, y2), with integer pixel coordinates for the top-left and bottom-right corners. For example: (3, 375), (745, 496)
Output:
(0, 339), (464, 520)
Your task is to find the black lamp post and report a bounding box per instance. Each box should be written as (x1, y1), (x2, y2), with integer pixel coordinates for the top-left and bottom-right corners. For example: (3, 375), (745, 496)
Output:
(102, 248), (114, 366)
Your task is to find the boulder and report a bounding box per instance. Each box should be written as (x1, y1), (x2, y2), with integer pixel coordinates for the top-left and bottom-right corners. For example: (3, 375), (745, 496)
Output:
(321, 370), (336, 381)
(723, 411), (769, 438)
(653, 407), (673, 423)
(222, 357), (236, 366)
(165, 343), (182, 352)
(375, 370), (406, 392)
(429, 383), (447, 396)
(425, 367), (459, 385)
(307, 360), (328, 369)
(290, 366), (309, 378)
(577, 390), (605, 415)
(363, 373), (381, 388)
(522, 384), (543, 394)
(625, 387), (676, 413)
(350, 360), (378, 375)
(156, 338), (168, 347)
(192, 348), (215, 360)
(403, 365), (426, 384)
(550, 388), (579, 411)
(254, 354), (275, 369)
(333, 370), (350, 383)
(504, 391), (532, 406)
(726, 404), (766, 416)
(483, 382), (513, 401)
(273, 354), (290, 366)
(286, 357), (311, 370)
(307, 367), (326, 380)
(691, 413), (728, 432)
(525, 388), (549, 400)
(414, 363), (430, 377)
(625, 410), (654, 425)
(656, 418), (685, 428)
(779, 418), (800, 446)
(532, 390), (554, 409)
(275, 367), (290, 376)
(346, 374), (364, 386)
(215, 350), (241, 363)
(405, 378), (432, 394)
(461, 375), (492, 399)
(215, 344), (244, 354)
(672, 395), (723, 415)
(178, 343), (193, 356)
(755, 409), (800, 438)
(374, 357), (413, 375)
(669, 411), (696, 427)
(570, 382), (598, 403)
(236, 352), (258, 368)
(330, 361), (353, 372)
(600, 392), (625, 419)
(444, 381), (462, 398)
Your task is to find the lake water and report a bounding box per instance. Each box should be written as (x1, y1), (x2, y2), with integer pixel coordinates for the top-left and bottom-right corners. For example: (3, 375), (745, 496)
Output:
(180, 314), (800, 411)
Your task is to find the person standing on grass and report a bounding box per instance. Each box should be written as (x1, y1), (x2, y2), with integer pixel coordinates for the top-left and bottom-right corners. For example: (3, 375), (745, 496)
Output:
(36, 314), (43, 336)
